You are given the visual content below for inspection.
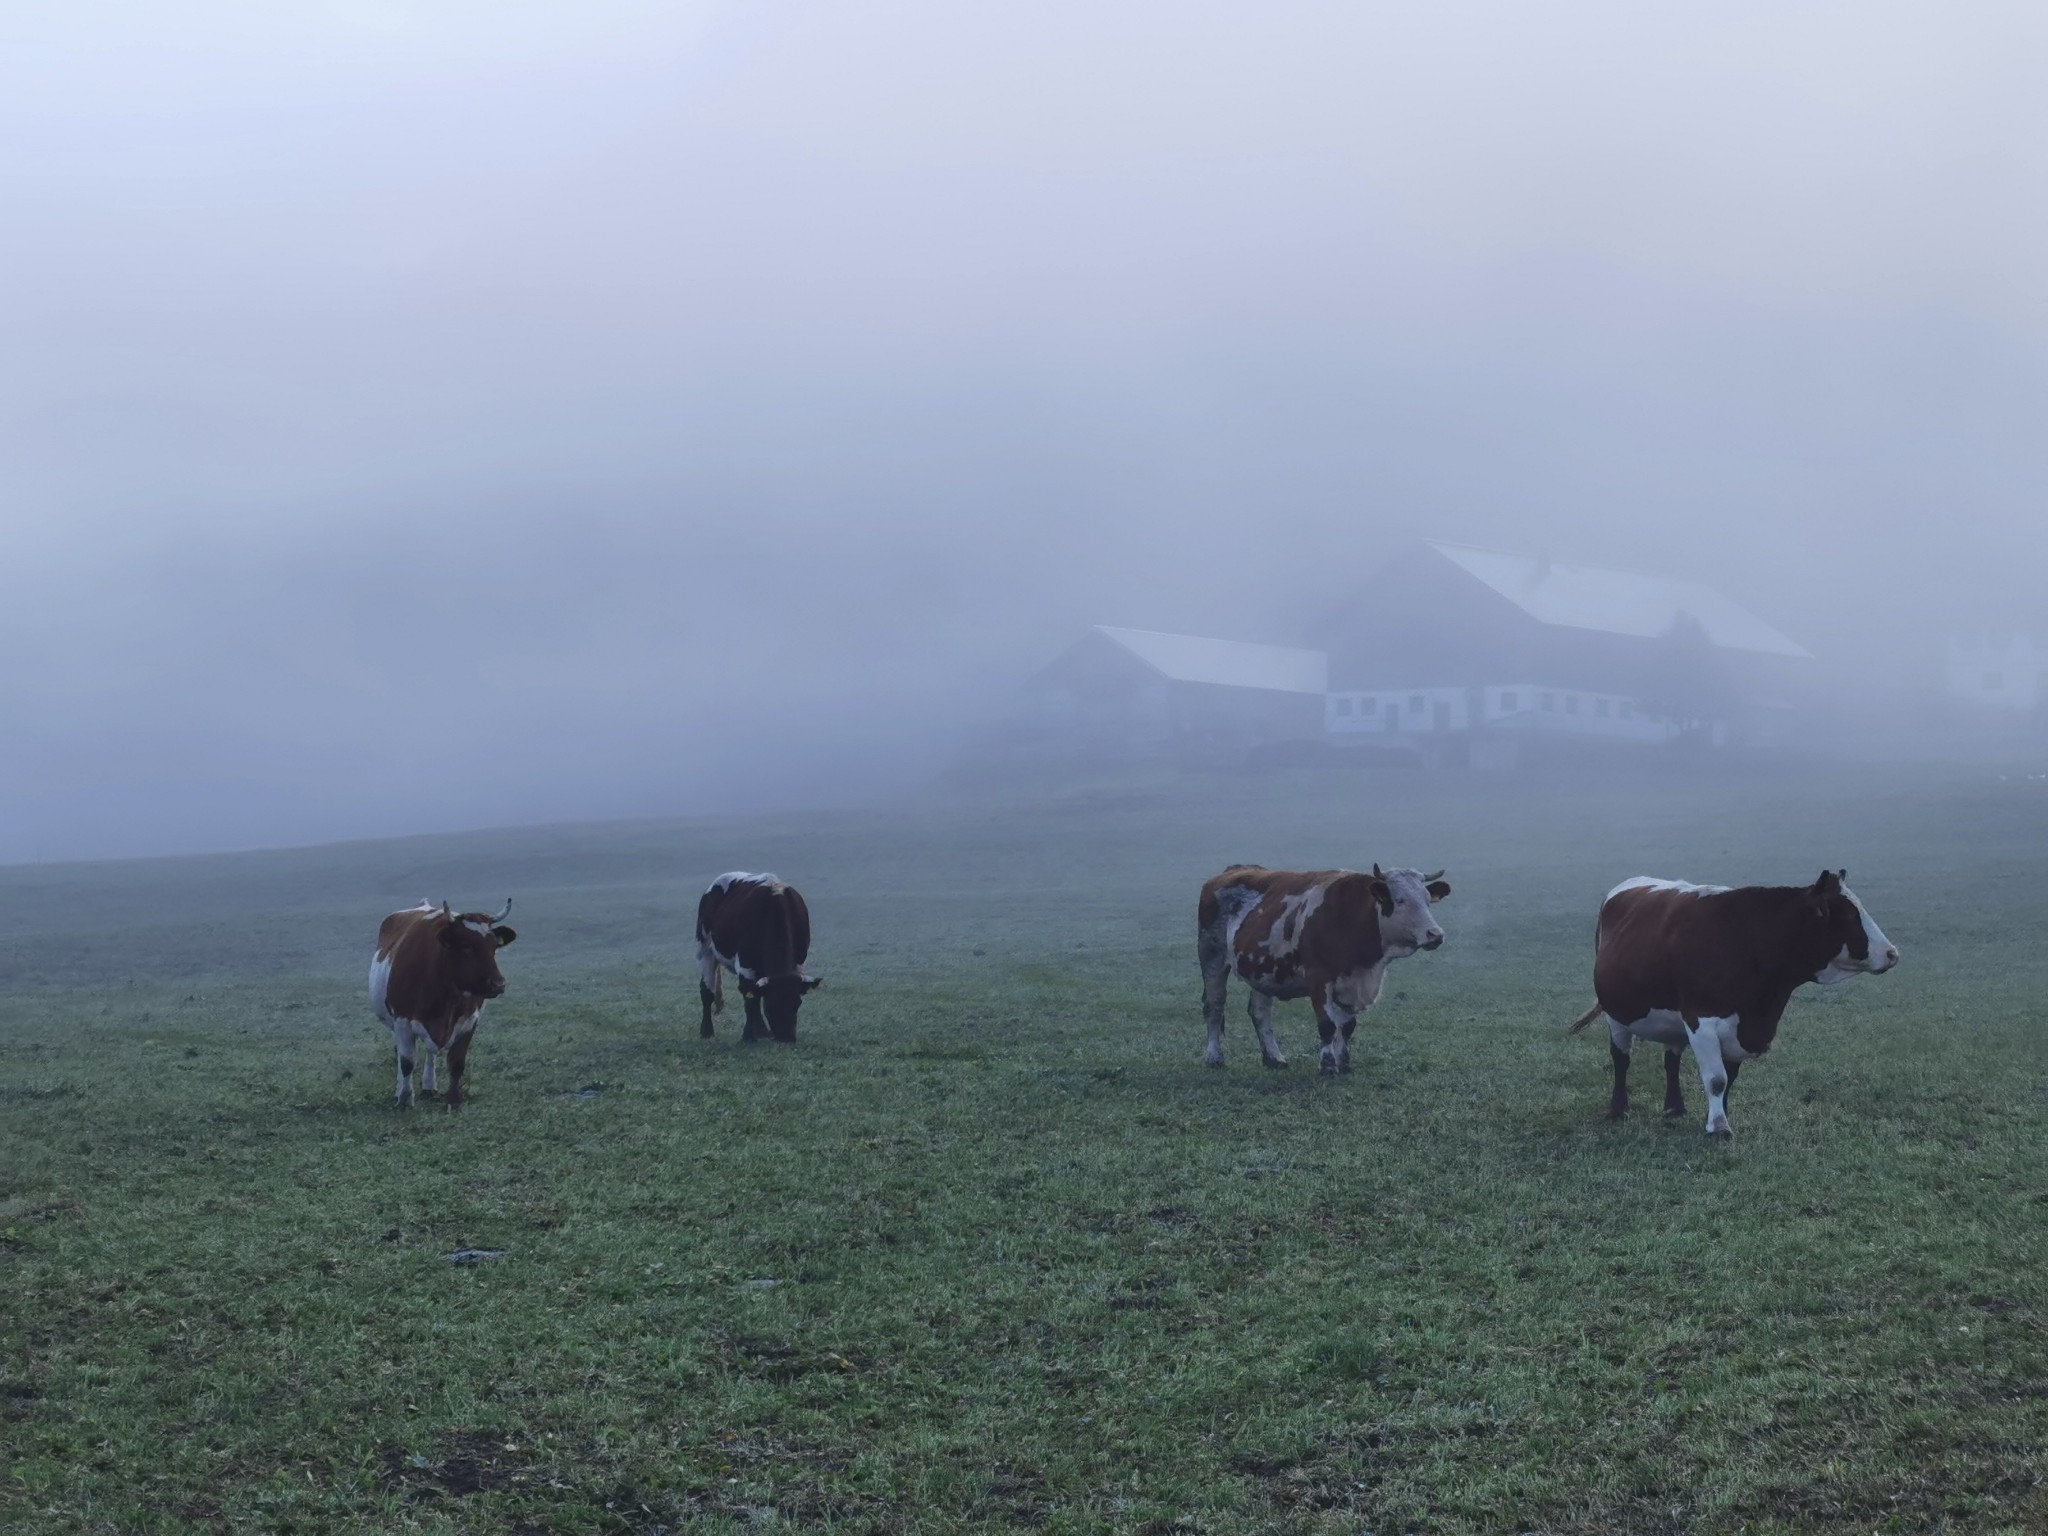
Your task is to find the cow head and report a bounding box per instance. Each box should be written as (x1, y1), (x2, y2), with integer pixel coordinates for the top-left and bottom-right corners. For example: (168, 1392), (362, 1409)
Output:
(438, 899), (518, 999)
(1809, 869), (1899, 982)
(1368, 865), (1451, 954)
(740, 972), (822, 1039)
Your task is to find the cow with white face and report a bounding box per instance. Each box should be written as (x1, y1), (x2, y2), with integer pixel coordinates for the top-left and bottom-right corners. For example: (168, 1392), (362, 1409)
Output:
(1567, 870), (1899, 1137)
(1198, 863), (1451, 1075)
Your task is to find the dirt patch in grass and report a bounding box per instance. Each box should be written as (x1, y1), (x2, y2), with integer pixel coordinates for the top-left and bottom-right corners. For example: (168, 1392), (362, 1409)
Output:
(377, 1429), (535, 1498)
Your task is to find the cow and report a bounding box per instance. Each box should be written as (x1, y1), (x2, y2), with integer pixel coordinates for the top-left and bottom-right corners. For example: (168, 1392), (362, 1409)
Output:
(697, 872), (820, 1042)
(369, 899), (517, 1109)
(1567, 870), (1899, 1137)
(1198, 863), (1451, 1075)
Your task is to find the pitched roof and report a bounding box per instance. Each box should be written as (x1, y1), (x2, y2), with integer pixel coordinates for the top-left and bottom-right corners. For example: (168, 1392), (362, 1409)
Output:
(1094, 626), (1329, 694)
(1426, 542), (1812, 659)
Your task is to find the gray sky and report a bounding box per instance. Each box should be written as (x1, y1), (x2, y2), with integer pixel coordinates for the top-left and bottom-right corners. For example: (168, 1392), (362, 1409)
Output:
(6, 2), (2047, 861)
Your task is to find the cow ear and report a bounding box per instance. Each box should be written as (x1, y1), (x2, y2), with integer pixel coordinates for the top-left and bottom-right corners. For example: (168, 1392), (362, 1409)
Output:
(491, 926), (517, 948)
(1815, 869), (1842, 896)
(1425, 877), (1452, 903)
(1368, 877), (1394, 916)
(801, 975), (822, 993)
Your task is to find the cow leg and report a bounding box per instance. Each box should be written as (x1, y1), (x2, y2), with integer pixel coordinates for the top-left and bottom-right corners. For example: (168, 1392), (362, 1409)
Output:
(1246, 990), (1286, 1068)
(697, 946), (723, 1038)
(1605, 1016), (1632, 1118)
(393, 1028), (416, 1109)
(741, 991), (766, 1042)
(444, 1031), (473, 1110)
(1315, 1015), (1339, 1075)
(1198, 928), (1231, 1068)
(1684, 1015), (1733, 1137)
(420, 1048), (439, 1099)
(1312, 983), (1353, 1076)
(1663, 1050), (1687, 1118)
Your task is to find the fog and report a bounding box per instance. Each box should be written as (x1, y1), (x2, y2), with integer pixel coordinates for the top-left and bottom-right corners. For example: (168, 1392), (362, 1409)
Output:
(6, 2), (2047, 862)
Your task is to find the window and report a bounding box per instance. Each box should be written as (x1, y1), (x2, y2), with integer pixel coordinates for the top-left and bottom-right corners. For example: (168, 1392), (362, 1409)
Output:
(1334, 696), (1354, 716)
(1540, 692), (1556, 712)
(1595, 697), (1610, 718)
(1408, 694), (1425, 715)
(1497, 690), (1518, 714)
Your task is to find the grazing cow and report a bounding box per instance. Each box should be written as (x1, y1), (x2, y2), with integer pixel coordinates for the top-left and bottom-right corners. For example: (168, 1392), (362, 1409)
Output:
(697, 873), (820, 1042)
(1567, 871), (1899, 1137)
(369, 899), (516, 1109)
(1198, 864), (1451, 1075)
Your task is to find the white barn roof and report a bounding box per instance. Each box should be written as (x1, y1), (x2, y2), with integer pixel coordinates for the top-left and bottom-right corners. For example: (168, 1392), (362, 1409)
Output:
(1095, 626), (1329, 694)
(1428, 542), (1812, 659)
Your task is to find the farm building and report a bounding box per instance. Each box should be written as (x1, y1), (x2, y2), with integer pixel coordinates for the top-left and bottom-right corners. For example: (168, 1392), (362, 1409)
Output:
(1311, 541), (1813, 756)
(1015, 625), (1327, 759)
(1000, 544), (1814, 770)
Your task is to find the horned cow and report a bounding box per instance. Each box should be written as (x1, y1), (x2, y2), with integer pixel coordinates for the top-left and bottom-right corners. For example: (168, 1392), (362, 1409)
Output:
(369, 899), (517, 1109)
(1198, 863), (1451, 1075)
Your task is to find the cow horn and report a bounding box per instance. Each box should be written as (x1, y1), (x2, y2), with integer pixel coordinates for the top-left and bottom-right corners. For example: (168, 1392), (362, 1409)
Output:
(1371, 863), (1385, 881)
(491, 898), (513, 924)
(1425, 870), (1445, 883)
(438, 900), (453, 920)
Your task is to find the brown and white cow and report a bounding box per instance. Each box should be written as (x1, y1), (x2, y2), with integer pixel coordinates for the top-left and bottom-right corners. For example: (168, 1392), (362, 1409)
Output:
(1199, 864), (1451, 1075)
(697, 873), (819, 1042)
(1567, 871), (1898, 1137)
(369, 899), (517, 1109)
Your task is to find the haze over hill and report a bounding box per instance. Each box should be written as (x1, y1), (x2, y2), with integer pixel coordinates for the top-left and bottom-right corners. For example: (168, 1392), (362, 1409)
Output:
(7, 2), (2048, 862)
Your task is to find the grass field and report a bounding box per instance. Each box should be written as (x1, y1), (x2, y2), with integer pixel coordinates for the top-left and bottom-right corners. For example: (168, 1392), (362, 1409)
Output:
(4, 759), (2047, 1534)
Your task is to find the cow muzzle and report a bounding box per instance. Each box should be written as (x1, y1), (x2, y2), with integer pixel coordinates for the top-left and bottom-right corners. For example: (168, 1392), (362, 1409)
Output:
(1421, 931), (1444, 951)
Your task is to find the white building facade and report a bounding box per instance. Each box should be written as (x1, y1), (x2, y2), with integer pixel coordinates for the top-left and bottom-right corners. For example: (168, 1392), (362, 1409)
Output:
(1326, 683), (1678, 743)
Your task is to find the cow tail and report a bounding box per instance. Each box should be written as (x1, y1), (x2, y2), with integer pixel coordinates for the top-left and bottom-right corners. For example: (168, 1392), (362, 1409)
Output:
(1565, 1002), (1605, 1034)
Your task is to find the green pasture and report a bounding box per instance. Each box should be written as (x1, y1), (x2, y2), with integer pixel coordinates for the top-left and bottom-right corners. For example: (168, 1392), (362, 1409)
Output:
(3, 761), (2045, 1534)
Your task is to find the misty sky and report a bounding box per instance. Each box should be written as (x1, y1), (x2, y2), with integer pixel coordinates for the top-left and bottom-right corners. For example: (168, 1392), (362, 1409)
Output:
(6, 2), (2047, 862)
